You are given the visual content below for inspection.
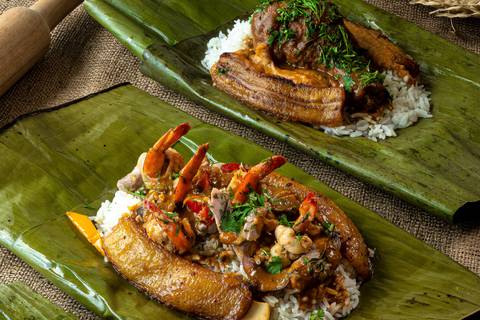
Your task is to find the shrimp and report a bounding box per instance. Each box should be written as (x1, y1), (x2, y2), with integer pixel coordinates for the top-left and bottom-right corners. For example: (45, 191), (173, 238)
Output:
(174, 143), (209, 204)
(142, 123), (191, 184)
(232, 155), (287, 205)
(293, 192), (317, 233)
(143, 202), (195, 254)
(142, 141), (209, 253)
(260, 172), (372, 279)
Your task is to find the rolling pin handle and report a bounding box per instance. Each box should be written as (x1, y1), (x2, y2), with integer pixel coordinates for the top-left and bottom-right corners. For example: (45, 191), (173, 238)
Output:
(30, 0), (83, 31)
(0, 0), (83, 96)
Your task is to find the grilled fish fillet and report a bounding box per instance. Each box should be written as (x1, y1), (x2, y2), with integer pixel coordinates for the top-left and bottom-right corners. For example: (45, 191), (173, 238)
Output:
(103, 217), (252, 320)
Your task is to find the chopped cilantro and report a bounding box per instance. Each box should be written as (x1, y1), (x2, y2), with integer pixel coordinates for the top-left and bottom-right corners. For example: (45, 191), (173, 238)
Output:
(278, 214), (294, 227)
(221, 190), (267, 233)
(342, 75), (354, 92)
(221, 211), (245, 233)
(164, 211), (178, 219)
(266, 256), (283, 274)
(248, 190), (265, 206)
(360, 70), (384, 86)
(309, 309), (325, 320)
(296, 233), (303, 242)
(322, 220), (335, 235)
(267, 30), (279, 46)
(277, 27), (296, 45)
(171, 172), (180, 180)
(254, 0), (276, 14)
(130, 186), (147, 199)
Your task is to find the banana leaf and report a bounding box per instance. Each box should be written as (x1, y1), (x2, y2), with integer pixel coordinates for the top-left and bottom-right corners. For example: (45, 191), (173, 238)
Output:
(0, 282), (76, 320)
(84, 0), (480, 223)
(0, 84), (479, 319)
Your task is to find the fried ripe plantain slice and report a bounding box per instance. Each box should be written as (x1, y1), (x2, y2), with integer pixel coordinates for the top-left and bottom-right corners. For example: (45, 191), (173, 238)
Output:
(103, 217), (252, 320)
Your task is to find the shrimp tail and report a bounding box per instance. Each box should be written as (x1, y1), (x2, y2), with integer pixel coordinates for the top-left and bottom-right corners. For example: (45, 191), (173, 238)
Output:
(174, 143), (209, 204)
(232, 155), (287, 204)
(143, 123), (191, 179)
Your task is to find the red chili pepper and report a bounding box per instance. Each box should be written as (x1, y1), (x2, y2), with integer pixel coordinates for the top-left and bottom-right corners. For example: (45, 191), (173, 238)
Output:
(221, 162), (240, 173)
(144, 200), (160, 213)
(186, 200), (203, 213)
(186, 200), (214, 225)
(199, 206), (214, 225)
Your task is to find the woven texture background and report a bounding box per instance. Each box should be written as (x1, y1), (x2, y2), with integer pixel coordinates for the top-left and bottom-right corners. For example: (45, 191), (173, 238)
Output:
(0, 1), (479, 319)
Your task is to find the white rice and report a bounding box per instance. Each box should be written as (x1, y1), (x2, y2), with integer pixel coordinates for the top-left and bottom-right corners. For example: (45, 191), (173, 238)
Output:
(202, 19), (432, 141)
(202, 19), (252, 71)
(222, 255), (360, 320)
(262, 264), (360, 320)
(322, 71), (432, 141)
(93, 190), (141, 235)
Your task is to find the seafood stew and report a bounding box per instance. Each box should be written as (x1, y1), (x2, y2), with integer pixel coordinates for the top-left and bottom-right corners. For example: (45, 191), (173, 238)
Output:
(68, 123), (373, 320)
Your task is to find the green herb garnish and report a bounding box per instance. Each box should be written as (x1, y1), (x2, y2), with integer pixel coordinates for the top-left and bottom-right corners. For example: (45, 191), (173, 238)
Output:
(360, 69), (384, 86)
(279, 27), (296, 43)
(256, 0), (383, 89)
(266, 256), (283, 274)
(342, 74), (354, 92)
(171, 172), (180, 180)
(164, 211), (178, 219)
(278, 214), (294, 227)
(316, 22), (384, 88)
(254, 0), (276, 14)
(267, 30), (279, 46)
(322, 220), (335, 235)
(309, 309), (325, 320)
(130, 186), (147, 199)
(221, 189), (267, 233)
(296, 233), (303, 242)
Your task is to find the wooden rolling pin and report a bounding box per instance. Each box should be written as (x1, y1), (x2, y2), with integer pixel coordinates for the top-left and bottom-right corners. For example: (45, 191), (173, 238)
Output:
(0, 0), (83, 97)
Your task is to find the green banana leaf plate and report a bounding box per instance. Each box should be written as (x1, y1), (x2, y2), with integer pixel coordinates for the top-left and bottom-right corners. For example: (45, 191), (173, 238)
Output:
(84, 0), (480, 223)
(0, 84), (479, 319)
(0, 282), (76, 320)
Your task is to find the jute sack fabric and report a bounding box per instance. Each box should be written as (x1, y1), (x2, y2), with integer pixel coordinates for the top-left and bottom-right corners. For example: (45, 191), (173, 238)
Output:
(0, 1), (479, 319)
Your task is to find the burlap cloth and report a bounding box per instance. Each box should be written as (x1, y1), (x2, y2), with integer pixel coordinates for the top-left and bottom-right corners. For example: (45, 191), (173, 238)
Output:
(0, 0), (478, 319)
